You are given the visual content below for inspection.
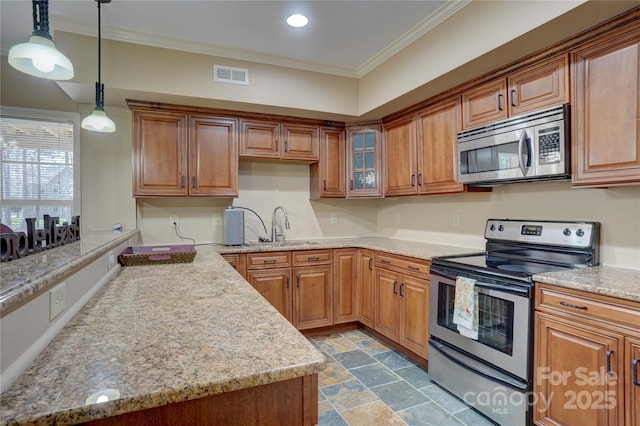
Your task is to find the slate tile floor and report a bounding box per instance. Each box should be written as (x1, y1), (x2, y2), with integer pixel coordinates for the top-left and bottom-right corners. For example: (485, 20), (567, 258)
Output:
(309, 330), (497, 426)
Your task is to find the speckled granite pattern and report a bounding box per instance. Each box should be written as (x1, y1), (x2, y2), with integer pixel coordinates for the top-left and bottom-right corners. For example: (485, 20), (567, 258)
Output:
(533, 266), (640, 302)
(216, 237), (477, 261)
(0, 246), (325, 425)
(0, 229), (139, 314)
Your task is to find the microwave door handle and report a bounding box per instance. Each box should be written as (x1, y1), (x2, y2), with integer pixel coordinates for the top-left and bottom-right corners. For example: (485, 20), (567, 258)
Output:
(517, 129), (531, 176)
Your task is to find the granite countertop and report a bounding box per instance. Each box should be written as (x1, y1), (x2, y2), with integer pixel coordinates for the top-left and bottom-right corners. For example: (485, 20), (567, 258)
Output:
(0, 245), (326, 425)
(533, 266), (640, 303)
(0, 229), (140, 314)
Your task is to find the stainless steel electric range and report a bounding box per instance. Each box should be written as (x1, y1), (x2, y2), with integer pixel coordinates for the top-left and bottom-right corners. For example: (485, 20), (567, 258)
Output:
(429, 219), (600, 426)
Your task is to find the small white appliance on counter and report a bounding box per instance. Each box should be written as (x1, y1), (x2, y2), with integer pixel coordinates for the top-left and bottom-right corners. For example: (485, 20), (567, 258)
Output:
(223, 206), (244, 246)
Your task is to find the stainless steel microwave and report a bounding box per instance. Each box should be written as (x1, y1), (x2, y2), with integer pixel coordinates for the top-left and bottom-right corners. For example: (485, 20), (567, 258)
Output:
(457, 104), (570, 186)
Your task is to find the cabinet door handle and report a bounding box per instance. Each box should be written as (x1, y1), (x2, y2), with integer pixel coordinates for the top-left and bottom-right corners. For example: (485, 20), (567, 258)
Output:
(275, 139), (279, 152)
(606, 349), (614, 376)
(180, 176), (185, 188)
(418, 173), (423, 186)
(368, 258), (372, 271)
(497, 93), (503, 111)
(407, 265), (419, 271)
(410, 174), (416, 187)
(560, 301), (588, 310)
(285, 140), (289, 152)
(380, 259), (390, 264)
(263, 259), (277, 264)
(229, 262), (237, 269)
(192, 176), (196, 189)
(393, 281), (398, 294)
(510, 89), (517, 107)
(399, 283), (405, 297)
(307, 256), (320, 261)
(633, 358), (640, 386)
(323, 180), (327, 191)
(296, 274), (301, 287)
(286, 276), (290, 289)
(350, 180), (354, 190)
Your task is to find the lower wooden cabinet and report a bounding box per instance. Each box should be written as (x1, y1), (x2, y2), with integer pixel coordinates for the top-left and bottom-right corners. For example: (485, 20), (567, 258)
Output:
(293, 265), (333, 330)
(534, 283), (640, 426)
(374, 253), (430, 359)
(333, 248), (359, 324)
(221, 253), (246, 278)
(358, 249), (375, 328)
(247, 268), (292, 322)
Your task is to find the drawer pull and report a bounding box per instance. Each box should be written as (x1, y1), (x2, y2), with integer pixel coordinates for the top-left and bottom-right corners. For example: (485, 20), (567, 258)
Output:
(633, 358), (640, 386)
(407, 265), (419, 271)
(380, 259), (391, 264)
(559, 301), (587, 310)
(606, 350), (614, 376)
(307, 256), (320, 261)
(263, 259), (277, 264)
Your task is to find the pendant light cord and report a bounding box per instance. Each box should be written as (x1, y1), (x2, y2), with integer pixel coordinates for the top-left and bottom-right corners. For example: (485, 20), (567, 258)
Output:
(97, 0), (103, 109)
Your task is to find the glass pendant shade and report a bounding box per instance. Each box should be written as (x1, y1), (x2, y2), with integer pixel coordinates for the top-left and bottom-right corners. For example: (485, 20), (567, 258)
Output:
(82, 108), (116, 133)
(8, 1), (74, 80)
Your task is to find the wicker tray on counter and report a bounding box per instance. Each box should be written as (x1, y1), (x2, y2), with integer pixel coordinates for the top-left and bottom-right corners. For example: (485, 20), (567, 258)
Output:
(118, 245), (197, 266)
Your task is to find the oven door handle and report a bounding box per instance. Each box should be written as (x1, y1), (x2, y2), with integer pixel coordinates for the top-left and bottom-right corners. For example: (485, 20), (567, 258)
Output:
(429, 340), (527, 392)
(468, 280), (530, 297)
(517, 129), (531, 177)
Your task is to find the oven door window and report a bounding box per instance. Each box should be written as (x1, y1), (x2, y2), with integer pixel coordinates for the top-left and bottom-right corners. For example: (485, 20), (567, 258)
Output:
(436, 282), (515, 355)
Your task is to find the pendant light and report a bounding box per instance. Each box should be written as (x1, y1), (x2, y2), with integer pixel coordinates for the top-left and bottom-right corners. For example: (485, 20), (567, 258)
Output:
(82, 0), (116, 133)
(8, 0), (74, 80)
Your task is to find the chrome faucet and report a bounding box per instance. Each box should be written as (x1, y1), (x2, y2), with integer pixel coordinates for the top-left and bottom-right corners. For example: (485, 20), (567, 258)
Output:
(271, 206), (290, 244)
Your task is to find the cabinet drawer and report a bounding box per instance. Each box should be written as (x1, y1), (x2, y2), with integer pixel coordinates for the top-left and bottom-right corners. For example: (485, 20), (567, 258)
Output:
(293, 250), (332, 266)
(247, 251), (291, 269)
(375, 252), (430, 277)
(536, 284), (640, 329)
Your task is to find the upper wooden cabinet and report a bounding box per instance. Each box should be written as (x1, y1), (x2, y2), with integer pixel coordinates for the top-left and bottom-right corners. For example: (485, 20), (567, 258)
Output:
(346, 125), (383, 198)
(383, 97), (473, 197)
(310, 127), (346, 199)
(131, 109), (238, 197)
(461, 54), (569, 129)
(239, 119), (319, 162)
(571, 22), (640, 187)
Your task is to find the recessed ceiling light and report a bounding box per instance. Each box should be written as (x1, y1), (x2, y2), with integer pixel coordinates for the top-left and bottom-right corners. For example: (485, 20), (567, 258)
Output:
(287, 14), (308, 28)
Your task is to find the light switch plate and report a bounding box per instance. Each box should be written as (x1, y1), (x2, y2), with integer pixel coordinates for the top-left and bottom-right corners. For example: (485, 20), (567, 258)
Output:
(49, 282), (66, 322)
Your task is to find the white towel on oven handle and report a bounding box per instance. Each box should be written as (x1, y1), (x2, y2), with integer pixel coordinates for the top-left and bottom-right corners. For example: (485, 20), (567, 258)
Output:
(453, 276), (479, 340)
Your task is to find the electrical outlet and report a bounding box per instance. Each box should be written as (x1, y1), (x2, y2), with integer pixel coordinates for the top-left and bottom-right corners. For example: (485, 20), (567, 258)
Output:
(330, 212), (338, 224)
(213, 215), (223, 226)
(107, 250), (115, 270)
(49, 282), (66, 322)
(170, 215), (179, 228)
(453, 213), (460, 227)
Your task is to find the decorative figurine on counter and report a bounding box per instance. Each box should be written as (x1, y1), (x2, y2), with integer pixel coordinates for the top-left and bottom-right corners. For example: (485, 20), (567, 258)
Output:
(0, 215), (80, 262)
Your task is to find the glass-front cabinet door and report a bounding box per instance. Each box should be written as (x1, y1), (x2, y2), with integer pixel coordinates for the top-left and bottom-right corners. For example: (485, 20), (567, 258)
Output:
(346, 124), (383, 198)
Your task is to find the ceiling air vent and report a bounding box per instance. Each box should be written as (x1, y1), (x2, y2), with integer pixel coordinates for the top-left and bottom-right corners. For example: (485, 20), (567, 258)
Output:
(214, 65), (249, 85)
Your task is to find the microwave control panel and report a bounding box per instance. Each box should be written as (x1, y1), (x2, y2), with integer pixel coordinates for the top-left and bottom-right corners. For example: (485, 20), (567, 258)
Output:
(537, 126), (562, 165)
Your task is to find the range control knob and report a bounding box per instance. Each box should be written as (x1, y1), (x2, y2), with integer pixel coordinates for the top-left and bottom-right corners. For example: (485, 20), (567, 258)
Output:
(498, 225), (504, 232)
(563, 228), (572, 236)
(489, 224), (496, 231)
(576, 229), (585, 237)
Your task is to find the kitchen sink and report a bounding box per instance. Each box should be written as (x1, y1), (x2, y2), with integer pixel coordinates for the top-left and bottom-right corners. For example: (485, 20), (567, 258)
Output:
(245, 240), (319, 248)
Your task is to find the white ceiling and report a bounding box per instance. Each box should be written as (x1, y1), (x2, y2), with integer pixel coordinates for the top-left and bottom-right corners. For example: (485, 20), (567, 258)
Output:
(0, 0), (469, 78)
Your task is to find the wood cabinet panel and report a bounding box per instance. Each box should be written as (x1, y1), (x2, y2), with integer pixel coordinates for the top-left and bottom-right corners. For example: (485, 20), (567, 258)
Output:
(346, 125), (383, 198)
(572, 24), (640, 186)
(374, 269), (401, 341)
(333, 249), (358, 324)
(399, 276), (429, 358)
(239, 119), (280, 159)
(293, 265), (333, 330)
(359, 249), (375, 328)
(247, 268), (292, 322)
(189, 116), (238, 197)
(221, 253), (246, 279)
(282, 124), (319, 162)
(534, 313), (624, 426)
(292, 250), (332, 266)
(132, 110), (188, 196)
(247, 251), (291, 269)
(508, 54), (569, 116)
(375, 252), (430, 278)
(383, 115), (417, 197)
(625, 337), (640, 426)
(416, 97), (465, 195)
(461, 79), (508, 129)
(310, 127), (346, 199)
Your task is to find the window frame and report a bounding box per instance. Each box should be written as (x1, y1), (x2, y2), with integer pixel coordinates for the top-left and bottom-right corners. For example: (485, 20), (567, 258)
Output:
(0, 106), (81, 232)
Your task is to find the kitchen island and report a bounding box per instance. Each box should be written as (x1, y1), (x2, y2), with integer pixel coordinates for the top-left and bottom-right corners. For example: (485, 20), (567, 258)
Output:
(0, 245), (325, 425)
